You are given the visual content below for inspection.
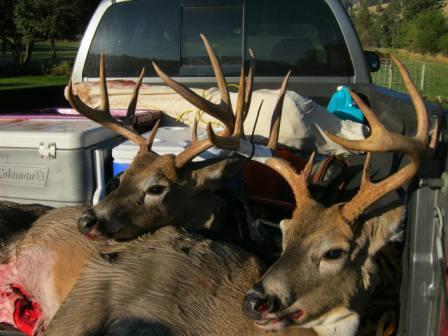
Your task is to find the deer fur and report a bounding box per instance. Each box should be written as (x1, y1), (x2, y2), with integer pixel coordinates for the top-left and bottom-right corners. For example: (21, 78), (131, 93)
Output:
(45, 225), (318, 336)
(243, 199), (405, 334)
(240, 55), (427, 335)
(0, 207), (100, 333)
(0, 201), (51, 245)
(0, 160), (248, 334)
(81, 152), (246, 240)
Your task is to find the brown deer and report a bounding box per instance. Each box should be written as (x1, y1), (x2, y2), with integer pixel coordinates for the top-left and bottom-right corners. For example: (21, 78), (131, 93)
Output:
(0, 35), (285, 335)
(67, 35), (263, 241)
(239, 55), (428, 335)
(44, 225), (316, 336)
(46, 57), (426, 336)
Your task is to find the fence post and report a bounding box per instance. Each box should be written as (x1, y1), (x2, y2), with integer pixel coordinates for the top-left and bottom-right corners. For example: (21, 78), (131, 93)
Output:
(388, 62), (393, 89)
(420, 63), (426, 92)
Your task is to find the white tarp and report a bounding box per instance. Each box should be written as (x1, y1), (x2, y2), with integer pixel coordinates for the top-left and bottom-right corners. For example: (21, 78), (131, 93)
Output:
(70, 81), (367, 155)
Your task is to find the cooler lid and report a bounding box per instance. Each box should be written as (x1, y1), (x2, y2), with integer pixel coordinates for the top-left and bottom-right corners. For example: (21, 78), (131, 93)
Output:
(113, 126), (221, 161)
(0, 118), (120, 149)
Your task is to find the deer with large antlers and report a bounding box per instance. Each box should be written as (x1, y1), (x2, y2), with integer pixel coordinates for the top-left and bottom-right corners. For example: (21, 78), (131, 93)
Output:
(68, 34), (265, 241)
(239, 55), (429, 334)
(0, 35), (287, 335)
(45, 53), (427, 336)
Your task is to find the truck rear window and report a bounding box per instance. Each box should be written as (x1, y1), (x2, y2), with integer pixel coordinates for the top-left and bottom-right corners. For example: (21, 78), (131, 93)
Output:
(83, 0), (354, 78)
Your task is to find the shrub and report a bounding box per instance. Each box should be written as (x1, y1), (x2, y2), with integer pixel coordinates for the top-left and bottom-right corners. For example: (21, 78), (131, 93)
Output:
(48, 60), (72, 76)
(411, 10), (448, 54)
(438, 34), (448, 55)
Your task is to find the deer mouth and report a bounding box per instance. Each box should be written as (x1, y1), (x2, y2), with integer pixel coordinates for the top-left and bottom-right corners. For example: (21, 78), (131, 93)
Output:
(84, 228), (110, 241)
(254, 309), (305, 331)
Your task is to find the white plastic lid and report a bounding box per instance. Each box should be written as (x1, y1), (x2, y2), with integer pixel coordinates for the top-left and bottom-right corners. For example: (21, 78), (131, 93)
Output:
(113, 126), (218, 162)
(0, 119), (120, 149)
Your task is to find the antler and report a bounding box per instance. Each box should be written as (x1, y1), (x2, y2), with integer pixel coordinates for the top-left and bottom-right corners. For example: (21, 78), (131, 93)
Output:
(153, 34), (255, 168)
(264, 152), (317, 212)
(211, 56), (428, 227)
(324, 55), (429, 224)
(267, 71), (291, 150)
(66, 54), (160, 152)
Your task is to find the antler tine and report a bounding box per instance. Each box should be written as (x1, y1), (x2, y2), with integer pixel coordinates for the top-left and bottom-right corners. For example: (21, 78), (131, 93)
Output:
(160, 36), (254, 168)
(152, 61), (235, 135)
(200, 33), (232, 115)
(323, 57), (429, 224)
(244, 49), (255, 121)
(99, 54), (110, 112)
(267, 70), (291, 150)
(125, 67), (145, 126)
(146, 118), (161, 151)
(206, 67), (247, 150)
(265, 152), (317, 211)
(175, 116), (205, 166)
(390, 54), (428, 144)
(174, 136), (216, 168)
(192, 117), (199, 143)
(66, 75), (146, 148)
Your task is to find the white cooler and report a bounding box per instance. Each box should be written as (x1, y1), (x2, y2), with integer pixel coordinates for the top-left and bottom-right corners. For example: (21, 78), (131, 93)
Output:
(0, 117), (124, 207)
(112, 126), (224, 175)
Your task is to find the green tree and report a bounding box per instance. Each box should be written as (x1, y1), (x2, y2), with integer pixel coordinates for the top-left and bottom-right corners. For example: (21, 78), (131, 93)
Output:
(341, 0), (354, 11)
(374, 1), (401, 48)
(0, 0), (22, 63)
(375, 1), (384, 14)
(42, 0), (81, 59)
(14, 0), (47, 64)
(353, 1), (381, 47)
(13, 0), (81, 64)
(438, 33), (448, 54)
(410, 10), (448, 53)
(401, 0), (444, 20)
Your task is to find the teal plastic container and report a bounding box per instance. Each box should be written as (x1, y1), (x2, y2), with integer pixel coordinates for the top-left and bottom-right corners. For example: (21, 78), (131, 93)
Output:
(327, 86), (365, 123)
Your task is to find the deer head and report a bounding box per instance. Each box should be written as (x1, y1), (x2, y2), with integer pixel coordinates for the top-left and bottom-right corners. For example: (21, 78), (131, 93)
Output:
(67, 35), (285, 241)
(238, 56), (429, 334)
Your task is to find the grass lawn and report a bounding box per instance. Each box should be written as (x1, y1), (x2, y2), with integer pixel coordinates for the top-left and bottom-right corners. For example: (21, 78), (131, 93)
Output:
(0, 40), (77, 91)
(0, 40), (79, 64)
(369, 48), (448, 105)
(0, 76), (69, 90)
(424, 62), (448, 101)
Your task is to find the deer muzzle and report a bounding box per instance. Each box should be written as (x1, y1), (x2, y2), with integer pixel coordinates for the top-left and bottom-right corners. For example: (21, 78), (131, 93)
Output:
(78, 209), (97, 233)
(242, 283), (280, 320)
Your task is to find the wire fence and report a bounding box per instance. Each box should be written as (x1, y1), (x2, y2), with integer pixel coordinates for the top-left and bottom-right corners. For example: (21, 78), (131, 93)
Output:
(371, 58), (448, 103)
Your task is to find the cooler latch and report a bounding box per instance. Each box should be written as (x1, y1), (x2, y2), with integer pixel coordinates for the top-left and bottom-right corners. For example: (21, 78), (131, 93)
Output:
(38, 142), (57, 159)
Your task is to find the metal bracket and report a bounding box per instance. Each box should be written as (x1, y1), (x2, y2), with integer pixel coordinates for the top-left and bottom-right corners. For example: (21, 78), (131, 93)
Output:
(38, 142), (57, 159)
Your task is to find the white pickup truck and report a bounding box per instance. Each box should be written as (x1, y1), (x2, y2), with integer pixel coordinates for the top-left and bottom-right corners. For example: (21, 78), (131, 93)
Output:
(0, 0), (446, 335)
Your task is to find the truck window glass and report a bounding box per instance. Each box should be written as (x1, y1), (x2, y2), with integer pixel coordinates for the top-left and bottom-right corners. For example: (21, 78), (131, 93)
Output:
(83, 0), (354, 78)
(84, 0), (181, 78)
(246, 0), (354, 76)
(180, 6), (242, 76)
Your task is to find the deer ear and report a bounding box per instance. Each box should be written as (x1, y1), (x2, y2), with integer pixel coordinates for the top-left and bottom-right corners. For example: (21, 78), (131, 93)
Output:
(186, 158), (245, 191)
(360, 205), (406, 256)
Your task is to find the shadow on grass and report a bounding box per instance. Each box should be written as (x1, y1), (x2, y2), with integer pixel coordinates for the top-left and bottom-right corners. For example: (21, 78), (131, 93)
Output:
(0, 83), (24, 88)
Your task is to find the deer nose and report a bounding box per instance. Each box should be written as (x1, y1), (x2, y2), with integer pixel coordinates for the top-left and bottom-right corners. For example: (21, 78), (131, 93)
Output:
(242, 283), (279, 320)
(78, 209), (98, 234)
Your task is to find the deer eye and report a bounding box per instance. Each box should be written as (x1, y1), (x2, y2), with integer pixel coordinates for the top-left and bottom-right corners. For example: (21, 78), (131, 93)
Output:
(146, 185), (166, 195)
(322, 249), (345, 260)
